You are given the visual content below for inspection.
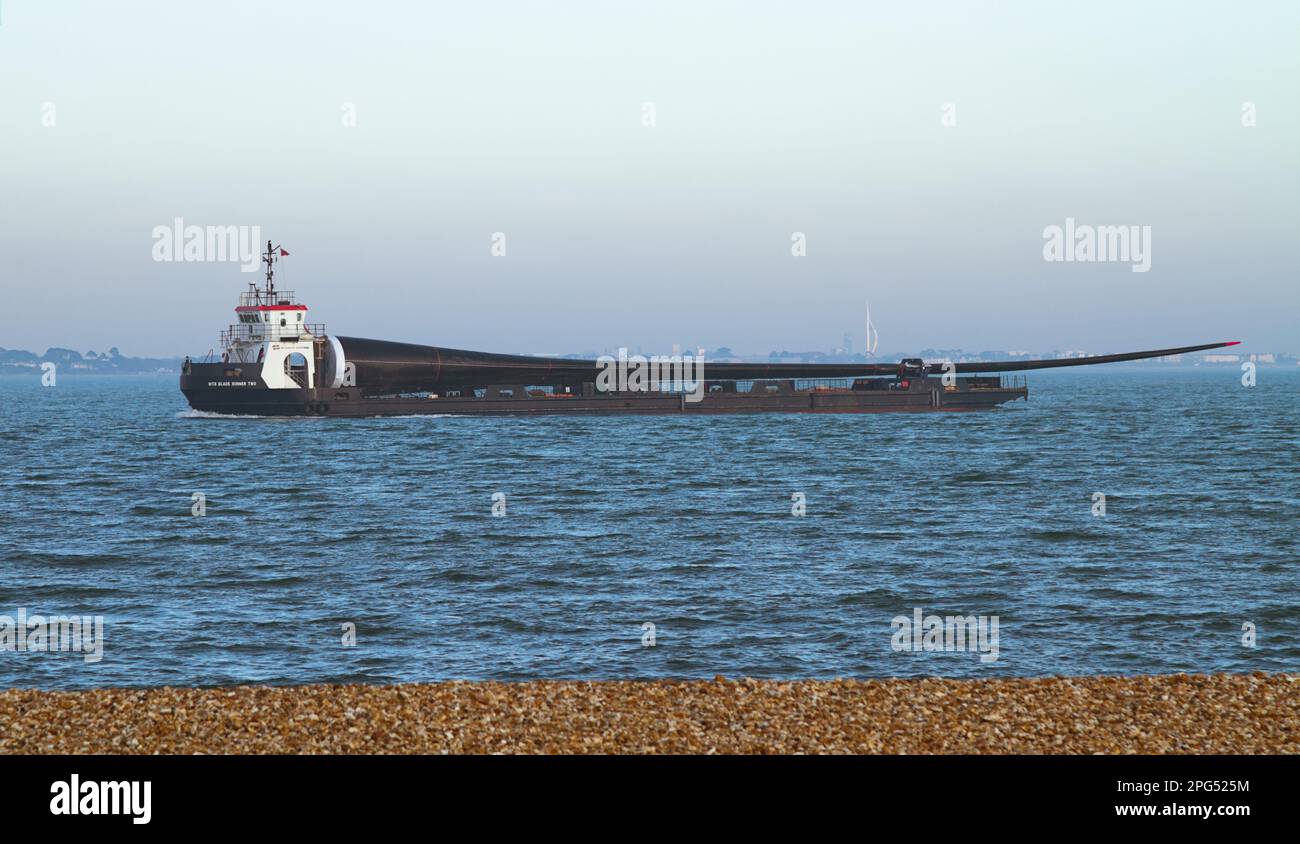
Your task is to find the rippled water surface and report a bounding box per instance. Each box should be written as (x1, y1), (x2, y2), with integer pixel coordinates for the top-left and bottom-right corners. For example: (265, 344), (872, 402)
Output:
(2, 368), (1297, 689)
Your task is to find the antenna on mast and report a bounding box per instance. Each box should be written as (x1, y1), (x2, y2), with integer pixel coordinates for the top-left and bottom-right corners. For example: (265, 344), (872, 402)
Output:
(865, 300), (879, 358)
(263, 240), (288, 299)
(263, 240), (275, 298)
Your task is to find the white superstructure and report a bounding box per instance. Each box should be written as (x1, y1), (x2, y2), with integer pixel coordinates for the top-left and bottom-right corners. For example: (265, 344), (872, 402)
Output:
(218, 243), (325, 389)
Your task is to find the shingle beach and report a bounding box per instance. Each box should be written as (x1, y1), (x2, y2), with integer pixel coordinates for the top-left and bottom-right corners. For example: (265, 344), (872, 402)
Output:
(3, 674), (1295, 754)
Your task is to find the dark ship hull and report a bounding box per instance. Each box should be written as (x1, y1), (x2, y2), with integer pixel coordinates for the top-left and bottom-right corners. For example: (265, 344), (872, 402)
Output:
(180, 364), (1028, 417)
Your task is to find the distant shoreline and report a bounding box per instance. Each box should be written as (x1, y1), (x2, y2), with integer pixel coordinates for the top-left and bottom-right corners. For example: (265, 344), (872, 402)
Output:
(0, 368), (177, 377)
(0, 348), (181, 377)
(3, 674), (1294, 754)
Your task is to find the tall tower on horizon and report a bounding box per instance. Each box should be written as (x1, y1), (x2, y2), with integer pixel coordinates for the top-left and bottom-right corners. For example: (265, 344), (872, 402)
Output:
(865, 301), (880, 358)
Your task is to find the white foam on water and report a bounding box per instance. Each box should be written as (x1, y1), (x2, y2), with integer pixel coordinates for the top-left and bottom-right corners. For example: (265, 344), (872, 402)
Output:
(176, 409), (260, 419)
(372, 414), (458, 419)
(175, 409), (324, 421)
(177, 408), (460, 421)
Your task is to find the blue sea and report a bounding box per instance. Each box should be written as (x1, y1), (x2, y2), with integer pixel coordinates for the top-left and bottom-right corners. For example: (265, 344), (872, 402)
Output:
(1, 367), (1297, 690)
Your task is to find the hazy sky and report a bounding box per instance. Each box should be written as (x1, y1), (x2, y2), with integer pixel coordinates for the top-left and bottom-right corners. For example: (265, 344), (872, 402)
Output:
(1, 1), (1296, 357)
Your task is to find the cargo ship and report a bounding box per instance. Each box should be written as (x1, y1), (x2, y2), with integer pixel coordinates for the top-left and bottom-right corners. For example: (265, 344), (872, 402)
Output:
(179, 244), (1239, 417)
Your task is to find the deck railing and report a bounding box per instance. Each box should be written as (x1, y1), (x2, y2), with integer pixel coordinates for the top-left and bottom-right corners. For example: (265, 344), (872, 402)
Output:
(238, 290), (300, 308)
(221, 324), (326, 346)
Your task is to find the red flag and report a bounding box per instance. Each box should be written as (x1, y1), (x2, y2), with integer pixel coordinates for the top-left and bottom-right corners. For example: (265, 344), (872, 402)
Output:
(279, 248), (289, 256)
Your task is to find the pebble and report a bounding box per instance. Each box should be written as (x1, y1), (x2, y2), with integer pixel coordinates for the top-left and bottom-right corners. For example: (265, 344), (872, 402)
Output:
(1, 674), (1295, 754)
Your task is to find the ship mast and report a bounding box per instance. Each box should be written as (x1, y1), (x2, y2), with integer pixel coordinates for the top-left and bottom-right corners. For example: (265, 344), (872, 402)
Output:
(264, 240), (276, 299)
(263, 240), (288, 300)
